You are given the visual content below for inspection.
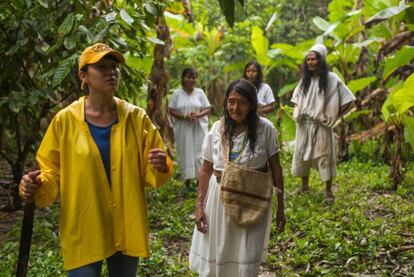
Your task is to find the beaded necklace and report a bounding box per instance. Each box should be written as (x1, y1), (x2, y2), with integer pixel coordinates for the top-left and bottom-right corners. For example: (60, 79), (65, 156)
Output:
(229, 132), (248, 161)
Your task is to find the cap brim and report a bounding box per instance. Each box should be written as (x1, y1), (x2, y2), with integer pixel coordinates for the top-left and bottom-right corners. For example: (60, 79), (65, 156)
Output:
(88, 50), (125, 65)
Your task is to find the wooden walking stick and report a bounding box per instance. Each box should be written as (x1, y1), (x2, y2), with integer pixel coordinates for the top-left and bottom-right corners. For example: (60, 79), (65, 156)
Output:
(16, 171), (39, 277)
(16, 202), (35, 277)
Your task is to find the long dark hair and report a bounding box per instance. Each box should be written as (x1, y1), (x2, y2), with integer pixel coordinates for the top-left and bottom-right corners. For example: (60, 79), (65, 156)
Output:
(243, 61), (263, 90)
(181, 67), (197, 88)
(300, 51), (329, 95)
(223, 79), (259, 153)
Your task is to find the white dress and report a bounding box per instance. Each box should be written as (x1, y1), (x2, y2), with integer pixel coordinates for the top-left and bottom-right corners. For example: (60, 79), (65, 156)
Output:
(189, 117), (280, 277)
(290, 72), (356, 179)
(169, 88), (210, 180)
(257, 83), (275, 108)
(256, 82), (276, 262)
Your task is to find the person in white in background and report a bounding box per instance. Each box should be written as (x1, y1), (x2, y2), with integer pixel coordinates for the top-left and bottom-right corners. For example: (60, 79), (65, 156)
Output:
(291, 44), (356, 203)
(243, 61), (276, 117)
(169, 67), (211, 187)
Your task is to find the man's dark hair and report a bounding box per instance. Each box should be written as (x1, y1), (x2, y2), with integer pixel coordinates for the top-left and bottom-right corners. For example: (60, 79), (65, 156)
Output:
(300, 51), (329, 95)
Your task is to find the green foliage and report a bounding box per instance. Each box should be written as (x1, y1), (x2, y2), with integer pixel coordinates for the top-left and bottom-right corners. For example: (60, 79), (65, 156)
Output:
(383, 46), (414, 80)
(251, 26), (271, 68)
(382, 73), (414, 123)
(216, 0), (244, 27)
(347, 76), (377, 94)
(365, 0), (412, 26)
(382, 73), (414, 152)
(0, 0), (165, 184)
(1, 142), (413, 275)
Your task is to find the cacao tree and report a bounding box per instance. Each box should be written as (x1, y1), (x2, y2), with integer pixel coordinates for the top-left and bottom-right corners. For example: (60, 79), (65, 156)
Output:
(0, 0), (166, 209)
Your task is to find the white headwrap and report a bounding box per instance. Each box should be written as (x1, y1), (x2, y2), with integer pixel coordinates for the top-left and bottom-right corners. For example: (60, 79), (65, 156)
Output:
(310, 44), (328, 59)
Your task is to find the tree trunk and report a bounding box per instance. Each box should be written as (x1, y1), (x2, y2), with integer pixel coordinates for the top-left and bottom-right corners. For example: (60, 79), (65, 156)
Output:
(337, 119), (349, 161)
(146, 15), (175, 158)
(207, 78), (225, 115)
(389, 125), (405, 190)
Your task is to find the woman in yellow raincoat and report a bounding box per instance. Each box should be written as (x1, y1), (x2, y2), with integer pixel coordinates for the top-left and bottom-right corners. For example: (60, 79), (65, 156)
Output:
(19, 43), (173, 276)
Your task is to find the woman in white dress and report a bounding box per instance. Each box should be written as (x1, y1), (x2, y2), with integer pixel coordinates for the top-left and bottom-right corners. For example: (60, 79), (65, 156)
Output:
(169, 68), (211, 185)
(243, 61), (276, 117)
(189, 79), (286, 276)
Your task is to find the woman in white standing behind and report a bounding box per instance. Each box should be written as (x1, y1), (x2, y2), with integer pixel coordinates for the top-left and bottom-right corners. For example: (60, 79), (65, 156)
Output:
(169, 68), (211, 186)
(243, 61), (276, 117)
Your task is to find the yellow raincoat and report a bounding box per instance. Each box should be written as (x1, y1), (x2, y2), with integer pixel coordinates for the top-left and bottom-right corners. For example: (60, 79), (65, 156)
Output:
(34, 96), (173, 270)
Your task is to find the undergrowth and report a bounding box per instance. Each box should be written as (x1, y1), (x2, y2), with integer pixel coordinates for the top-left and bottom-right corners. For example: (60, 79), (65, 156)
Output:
(1, 141), (413, 276)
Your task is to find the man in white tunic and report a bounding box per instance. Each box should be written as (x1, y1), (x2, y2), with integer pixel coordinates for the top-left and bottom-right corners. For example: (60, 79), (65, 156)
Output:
(291, 44), (355, 202)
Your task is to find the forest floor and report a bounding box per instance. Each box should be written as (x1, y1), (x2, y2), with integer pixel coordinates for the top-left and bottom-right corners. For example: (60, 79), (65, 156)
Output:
(1, 141), (413, 276)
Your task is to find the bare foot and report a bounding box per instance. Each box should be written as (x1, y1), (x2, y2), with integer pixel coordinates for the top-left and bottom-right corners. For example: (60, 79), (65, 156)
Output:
(326, 191), (335, 204)
(292, 186), (310, 195)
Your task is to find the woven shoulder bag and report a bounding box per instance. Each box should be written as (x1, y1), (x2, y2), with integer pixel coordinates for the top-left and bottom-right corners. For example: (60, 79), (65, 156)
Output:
(219, 120), (273, 228)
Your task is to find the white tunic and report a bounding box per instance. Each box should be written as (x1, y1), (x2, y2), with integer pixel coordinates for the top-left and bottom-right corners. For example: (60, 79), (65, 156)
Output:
(169, 88), (210, 180)
(189, 118), (279, 277)
(291, 72), (355, 161)
(257, 83), (275, 108)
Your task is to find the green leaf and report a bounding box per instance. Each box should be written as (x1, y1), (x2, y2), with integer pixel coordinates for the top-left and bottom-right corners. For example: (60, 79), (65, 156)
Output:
(58, 14), (74, 36)
(265, 12), (278, 33)
(28, 90), (43, 105)
(278, 82), (298, 97)
(381, 91), (394, 122)
(147, 37), (165, 45)
(224, 62), (245, 73)
(271, 43), (306, 61)
(280, 105), (296, 141)
(328, 0), (354, 22)
(347, 76), (377, 94)
(344, 110), (372, 123)
(217, 0), (235, 27)
(383, 46), (414, 80)
(103, 11), (117, 23)
(5, 38), (29, 56)
(382, 74), (414, 120)
(25, 0), (32, 8)
(63, 37), (76, 50)
(322, 21), (340, 38)
(8, 91), (27, 113)
(144, 3), (157, 16)
(402, 114), (414, 150)
(251, 26), (270, 66)
(313, 16), (330, 31)
(125, 55), (153, 75)
(0, 97), (8, 108)
(52, 62), (71, 88)
(366, 3), (409, 26)
(397, 74), (414, 114)
(79, 25), (93, 44)
(120, 9), (134, 25)
(92, 25), (110, 44)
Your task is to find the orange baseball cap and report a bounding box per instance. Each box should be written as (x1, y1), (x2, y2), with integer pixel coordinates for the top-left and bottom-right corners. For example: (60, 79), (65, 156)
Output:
(78, 43), (125, 72)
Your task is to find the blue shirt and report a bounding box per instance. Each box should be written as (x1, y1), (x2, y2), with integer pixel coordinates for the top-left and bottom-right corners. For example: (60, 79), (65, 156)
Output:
(87, 120), (118, 185)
